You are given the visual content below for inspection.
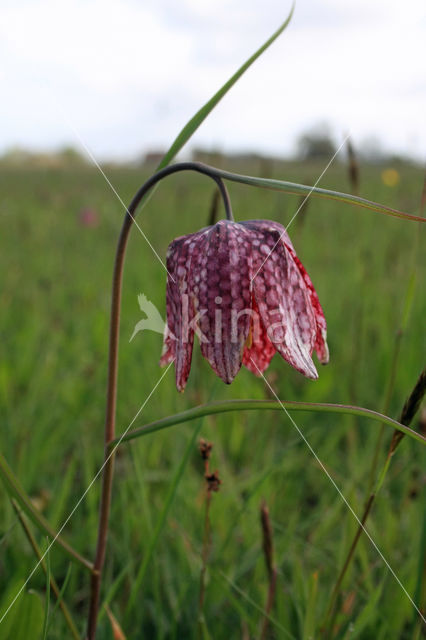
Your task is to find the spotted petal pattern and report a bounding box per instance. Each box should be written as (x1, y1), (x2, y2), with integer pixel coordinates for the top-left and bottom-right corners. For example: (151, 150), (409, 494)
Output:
(160, 234), (198, 391)
(242, 297), (276, 375)
(284, 247), (329, 364)
(241, 221), (317, 379)
(161, 218), (329, 391)
(191, 221), (252, 384)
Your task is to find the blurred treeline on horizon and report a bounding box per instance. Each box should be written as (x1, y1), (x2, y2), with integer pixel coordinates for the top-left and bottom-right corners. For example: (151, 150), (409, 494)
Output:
(0, 124), (421, 171)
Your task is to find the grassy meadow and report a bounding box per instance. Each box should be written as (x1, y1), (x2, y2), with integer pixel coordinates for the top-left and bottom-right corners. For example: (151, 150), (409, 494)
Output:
(0, 159), (425, 638)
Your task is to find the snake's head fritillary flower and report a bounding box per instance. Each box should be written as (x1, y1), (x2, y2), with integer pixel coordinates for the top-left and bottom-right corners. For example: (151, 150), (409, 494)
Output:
(160, 219), (329, 392)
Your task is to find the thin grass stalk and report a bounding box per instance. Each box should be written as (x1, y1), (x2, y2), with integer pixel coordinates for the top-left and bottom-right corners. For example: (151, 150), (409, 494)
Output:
(294, 193), (310, 232)
(207, 188), (220, 226)
(323, 368), (426, 635)
(11, 500), (81, 640)
(260, 500), (278, 640)
(219, 570), (296, 639)
(368, 205), (420, 492)
(198, 491), (212, 637)
(41, 537), (50, 640)
(346, 137), (360, 195)
(197, 443), (221, 639)
(125, 420), (205, 616)
(385, 368), (426, 463)
(157, 8), (294, 171)
(0, 451), (92, 571)
(409, 507), (426, 639)
(199, 492), (212, 606)
(366, 328), (403, 493)
(198, 439), (214, 632)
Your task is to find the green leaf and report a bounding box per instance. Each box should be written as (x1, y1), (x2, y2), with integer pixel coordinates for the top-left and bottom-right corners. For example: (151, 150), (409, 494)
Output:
(349, 579), (385, 639)
(0, 581), (44, 640)
(111, 399), (425, 447)
(207, 167), (425, 223)
(48, 563), (73, 625)
(218, 571), (296, 639)
(303, 571), (319, 640)
(13, 592), (44, 640)
(157, 5), (294, 170)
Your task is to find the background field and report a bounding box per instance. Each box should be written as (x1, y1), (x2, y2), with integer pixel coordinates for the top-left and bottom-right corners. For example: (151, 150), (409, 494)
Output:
(0, 159), (425, 638)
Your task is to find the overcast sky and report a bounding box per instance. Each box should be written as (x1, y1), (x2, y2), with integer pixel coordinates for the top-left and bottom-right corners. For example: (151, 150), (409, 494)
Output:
(1, 0), (425, 161)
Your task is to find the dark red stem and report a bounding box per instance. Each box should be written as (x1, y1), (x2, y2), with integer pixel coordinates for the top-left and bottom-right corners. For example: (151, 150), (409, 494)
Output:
(86, 163), (233, 639)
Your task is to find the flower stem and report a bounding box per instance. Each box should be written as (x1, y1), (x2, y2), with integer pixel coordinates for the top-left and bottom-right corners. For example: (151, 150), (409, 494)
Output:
(86, 163), (236, 639)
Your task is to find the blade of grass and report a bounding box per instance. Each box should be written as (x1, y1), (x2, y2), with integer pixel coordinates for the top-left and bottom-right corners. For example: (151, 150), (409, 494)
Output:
(10, 500), (80, 640)
(218, 570), (296, 640)
(344, 579), (385, 639)
(367, 209), (420, 493)
(41, 539), (50, 640)
(303, 571), (319, 640)
(0, 451), (93, 571)
(48, 564), (73, 626)
(220, 431), (314, 555)
(157, 5), (295, 170)
(260, 500), (278, 640)
(125, 418), (204, 616)
(110, 400), (425, 448)
(135, 6), (294, 215)
(98, 562), (131, 624)
(410, 506), (426, 640)
(105, 605), (127, 640)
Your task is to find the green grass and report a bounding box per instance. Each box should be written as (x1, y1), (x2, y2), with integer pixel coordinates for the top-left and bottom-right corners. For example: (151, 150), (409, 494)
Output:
(0, 159), (425, 639)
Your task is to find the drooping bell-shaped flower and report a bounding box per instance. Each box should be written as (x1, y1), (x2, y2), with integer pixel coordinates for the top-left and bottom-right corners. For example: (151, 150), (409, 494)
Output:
(160, 219), (329, 392)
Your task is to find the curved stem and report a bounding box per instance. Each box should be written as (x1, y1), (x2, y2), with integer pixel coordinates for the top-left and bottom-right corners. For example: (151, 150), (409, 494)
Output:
(135, 162), (234, 222)
(86, 162), (235, 639)
(208, 167), (424, 223)
(108, 399), (425, 448)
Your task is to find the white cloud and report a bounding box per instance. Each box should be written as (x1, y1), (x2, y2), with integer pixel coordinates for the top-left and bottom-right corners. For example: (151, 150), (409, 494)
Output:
(1, 0), (425, 160)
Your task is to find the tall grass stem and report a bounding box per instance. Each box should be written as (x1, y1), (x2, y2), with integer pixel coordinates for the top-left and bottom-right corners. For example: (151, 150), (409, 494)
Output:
(11, 500), (81, 640)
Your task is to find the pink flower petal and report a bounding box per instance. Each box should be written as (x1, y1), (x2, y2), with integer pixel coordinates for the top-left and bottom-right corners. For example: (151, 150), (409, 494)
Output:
(162, 217), (328, 390)
(243, 222), (318, 379)
(285, 246), (329, 364)
(242, 297), (276, 375)
(241, 219), (295, 251)
(161, 234), (198, 391)
(192, 221), (252, 384)
(159, 326), (175, 367)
